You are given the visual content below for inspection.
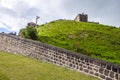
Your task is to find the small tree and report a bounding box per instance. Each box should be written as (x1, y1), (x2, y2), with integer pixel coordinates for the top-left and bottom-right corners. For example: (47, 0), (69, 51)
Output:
(19, 28), (26, 38)
(19, 26), (38, 40)
(26, 26), (38, 40)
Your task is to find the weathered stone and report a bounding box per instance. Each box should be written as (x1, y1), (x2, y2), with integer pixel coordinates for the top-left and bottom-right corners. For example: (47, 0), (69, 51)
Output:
(93, 68), (98, 72)
(89, 59), (94, 64)
(80, 67), (83, 71)
(95, 73), (99, 76)
(104, 69), (110, 76)
(99, 68), (104, 74)
(79, 63), (82, 67)
(106, 77), (112, 80)
(89, 71), (94, 74)
(81, 61), (85, 64)
(112, 67), (118, 72)
(84, 69), (89, 73)
(107, 65), (111, 70)
(115, 73), (118, 80)
(80, 57), (84, 61)
(76, 66), (79, 69)
(119, 68), (120, 74)
(100, 74), (105, 79)
(101, 63), (106, 68)
(83, 65), (87, 68)
(88, 66), (92, 70)
(109, 72), (114, 78)
(85, 58), (89, 63)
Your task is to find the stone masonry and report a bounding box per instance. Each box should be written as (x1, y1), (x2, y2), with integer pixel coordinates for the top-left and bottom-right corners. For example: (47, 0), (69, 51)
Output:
(74, 13), (88, 22)
(0, 33), (120, 80)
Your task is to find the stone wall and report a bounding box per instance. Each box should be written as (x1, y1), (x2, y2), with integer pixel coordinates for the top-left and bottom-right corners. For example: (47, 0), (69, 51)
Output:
(0, 33), (120, 80)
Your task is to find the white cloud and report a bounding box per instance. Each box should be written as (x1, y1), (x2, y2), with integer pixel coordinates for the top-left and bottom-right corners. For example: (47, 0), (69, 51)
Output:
(0, 0), (67, 33)
(0, 0), (120, 33)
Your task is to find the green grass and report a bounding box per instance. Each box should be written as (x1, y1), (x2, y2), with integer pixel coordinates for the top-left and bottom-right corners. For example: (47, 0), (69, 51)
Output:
(0, 52), (99, 80)
(37, 20), (120, 65)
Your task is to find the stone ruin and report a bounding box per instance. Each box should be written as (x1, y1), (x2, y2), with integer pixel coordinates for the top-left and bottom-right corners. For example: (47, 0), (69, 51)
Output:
(74, 13), (88, 22)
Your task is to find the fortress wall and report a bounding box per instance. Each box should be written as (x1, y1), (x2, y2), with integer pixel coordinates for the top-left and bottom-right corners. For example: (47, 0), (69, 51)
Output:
(0, 33), (120, 80)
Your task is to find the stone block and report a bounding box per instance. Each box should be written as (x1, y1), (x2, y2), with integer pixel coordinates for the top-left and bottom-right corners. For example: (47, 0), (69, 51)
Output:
(89, 59), (94, 64)
(83, 65), (87, 68)
(80, 57), (84, 61)
(107, 65), (111, 70)
(101, 63), (106, 68)
(109, 71), (114, 78)
(95, 73), (99, 76)
(100, 74), (105, 79)
(99, 68), (104, 74)
(89, 71), (94, 74)
(84, 69), (89, 73)
(88, 66), (92, 70)
(93, 68), (98, 72)
(80, 67), (83, 71)
(119, 68), (120, 74)
(106, 77), (112, 80)
(115, 73), (118, 80)
(104, 69), (110, 76)
(79, 63), (83, 67)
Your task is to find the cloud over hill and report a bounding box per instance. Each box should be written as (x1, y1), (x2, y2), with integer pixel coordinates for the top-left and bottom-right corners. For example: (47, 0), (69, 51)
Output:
(0, 0), (120, 32)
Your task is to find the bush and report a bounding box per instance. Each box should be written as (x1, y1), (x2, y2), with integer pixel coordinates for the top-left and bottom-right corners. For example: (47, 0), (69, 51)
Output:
(19, 28), (26, 38)
(19, 26), (38, 40)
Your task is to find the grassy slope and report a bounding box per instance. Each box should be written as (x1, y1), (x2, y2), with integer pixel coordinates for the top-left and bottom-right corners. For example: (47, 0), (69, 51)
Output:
(37, 20), (120, 64)
(0, 52), (99, 80)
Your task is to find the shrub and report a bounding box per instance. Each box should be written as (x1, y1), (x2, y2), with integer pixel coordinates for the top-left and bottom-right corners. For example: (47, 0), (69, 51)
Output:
(19, 26), (38, 40)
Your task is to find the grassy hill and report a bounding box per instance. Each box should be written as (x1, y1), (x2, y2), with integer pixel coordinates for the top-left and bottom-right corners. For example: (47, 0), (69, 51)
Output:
(37, 20), (120, 65)
(0, 52), (99, 80)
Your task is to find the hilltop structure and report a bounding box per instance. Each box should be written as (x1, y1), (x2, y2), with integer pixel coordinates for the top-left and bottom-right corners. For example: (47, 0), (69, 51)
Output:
(27, 22), (37, 27)
(74, 13), (88, 22)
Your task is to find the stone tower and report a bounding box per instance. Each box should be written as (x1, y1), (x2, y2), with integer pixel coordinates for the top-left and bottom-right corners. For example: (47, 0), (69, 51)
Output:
(74, 13), (88, 22)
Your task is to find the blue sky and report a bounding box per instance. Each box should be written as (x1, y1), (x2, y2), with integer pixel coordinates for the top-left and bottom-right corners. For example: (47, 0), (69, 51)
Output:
(0, 28), (10, 33)
(0, 0), (120, 33)
(0, 22), (11, 33)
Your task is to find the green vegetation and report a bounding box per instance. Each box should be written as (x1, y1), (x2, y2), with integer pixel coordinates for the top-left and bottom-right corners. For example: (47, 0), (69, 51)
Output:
(37, 20), (120, 64)
(0, 52), (99, 80)
(19, 26), (38, 40)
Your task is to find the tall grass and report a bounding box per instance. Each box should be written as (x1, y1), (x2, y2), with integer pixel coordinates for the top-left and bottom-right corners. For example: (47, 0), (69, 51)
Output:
(37, 20), (120, 65)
